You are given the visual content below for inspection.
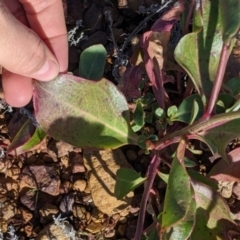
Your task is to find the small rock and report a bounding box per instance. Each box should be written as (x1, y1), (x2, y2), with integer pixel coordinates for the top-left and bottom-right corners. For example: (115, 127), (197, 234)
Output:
(0, 220), (8, 233)
(47, 139), (75, 158)
(20, 188), (36, 211)
(111, 213), (120, 221)
(36, 221), (73, 240)
(60, 181), (73, 194)
(117, 224), (126, 236)
(70, 152), (85, 173)
(20, 207), (33, 223)
(105, 229), (115, 238)
(20, 165), (60, 196)
(86, 221), (105, 234)
(233, 182), (240, 200)
(83, 185), (91, 194)
(2, 201), (17, 221)
(61, 155), (70, 169)
(59, 193), (74, 213)
(39, 204), (59, 224)
(91, 207), (104, 223)
(73, 179), (87, 192)
(6, 166), (20, 180)
(72, 203), (87, 220)
(119, 216), (127, 224)
(218, 181), (234, 198)
(24, 225), (33, 237)
(83, 149), (134, 215)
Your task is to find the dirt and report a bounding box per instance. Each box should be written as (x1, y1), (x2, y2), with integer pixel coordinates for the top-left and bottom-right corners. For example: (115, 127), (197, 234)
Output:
(0, 0), (240, 239)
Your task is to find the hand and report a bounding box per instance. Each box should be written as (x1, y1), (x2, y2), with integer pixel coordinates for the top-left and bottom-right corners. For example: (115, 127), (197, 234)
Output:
(0, 0), (68, 107)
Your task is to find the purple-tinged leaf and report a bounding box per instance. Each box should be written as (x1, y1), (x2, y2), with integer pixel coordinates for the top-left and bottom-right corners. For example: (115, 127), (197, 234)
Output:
(8, 119), (46, 155)
(208, 147), (240, 183)
(119, 66), (144, 99)
(190, 180), (240, 239)
(33, 74), (138, 149)
(140, 1), (184, 108)
(198, 115), (240, 161)
(174, 0), (231, 100)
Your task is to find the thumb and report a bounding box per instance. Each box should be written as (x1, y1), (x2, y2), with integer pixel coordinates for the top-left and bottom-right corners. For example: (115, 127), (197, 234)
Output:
(0, 2), (59, 81)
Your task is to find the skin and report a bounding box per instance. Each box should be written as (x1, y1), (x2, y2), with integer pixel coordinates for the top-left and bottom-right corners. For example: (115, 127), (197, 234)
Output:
(0, 0), (68, 107)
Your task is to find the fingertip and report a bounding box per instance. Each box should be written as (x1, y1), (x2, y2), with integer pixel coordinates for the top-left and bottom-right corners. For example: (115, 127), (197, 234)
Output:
(2, 70), (33, 107)
(32, 59), (59, 81)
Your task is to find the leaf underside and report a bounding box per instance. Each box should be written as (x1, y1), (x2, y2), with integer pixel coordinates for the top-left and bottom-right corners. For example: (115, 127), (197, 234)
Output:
(33, 74), (137, 149)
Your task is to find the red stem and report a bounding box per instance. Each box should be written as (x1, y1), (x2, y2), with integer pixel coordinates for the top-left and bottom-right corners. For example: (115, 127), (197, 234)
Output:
(183, 0), (195, 35)
(134, 154), (161, 240)
(202, 43), (230, 120)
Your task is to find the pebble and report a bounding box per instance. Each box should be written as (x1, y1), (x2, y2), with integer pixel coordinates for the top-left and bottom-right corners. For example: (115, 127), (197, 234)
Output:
(59, 193), (74, 213)
(104, 229), (115, 238)
(73, 179), (87, 192)
(72, 204), (87, 220)
(20, 207), (33, 223)
(83, 149), (134, 215)
(86, 221), (105, 234)
(39, 203), (59, 223)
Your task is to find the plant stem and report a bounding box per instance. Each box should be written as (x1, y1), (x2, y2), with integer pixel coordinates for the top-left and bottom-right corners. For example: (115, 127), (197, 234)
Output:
(202, 43), (230, 120)
(134, 154), (161, 240)
(183, 0), (195, 35)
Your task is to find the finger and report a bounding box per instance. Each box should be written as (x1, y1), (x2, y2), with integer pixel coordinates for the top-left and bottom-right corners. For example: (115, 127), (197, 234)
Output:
(2, 0), (33, 107)
(0, 1), (59, 81)
(19, 0), (68, 72)
(3, 0), (28, 25)
(2, 70), (33, 107)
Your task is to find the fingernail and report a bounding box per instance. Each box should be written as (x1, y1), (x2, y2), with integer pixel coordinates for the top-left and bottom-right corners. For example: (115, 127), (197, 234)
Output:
(34, 59), (59, 81)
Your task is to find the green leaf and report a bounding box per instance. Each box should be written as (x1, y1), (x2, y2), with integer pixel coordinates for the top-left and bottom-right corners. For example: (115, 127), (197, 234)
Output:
(189, 99), (199, 125)
(79, 44), (107, 80)
(190, 134), (217, 155)
(131, 123), (143, 132)
(162, 154), (192, 230)
(8, 119), (46, 155)
(226, 77), (240, 96)
(219, 0), (240, 44)
(167, 105), (178, 118)
(184, 157), (197, 168)
(33, 74), (138, 149)
(158, 111), (240, 156)
(163, 188), (196, 240)
(188, 170), (218, 190)
(198, 115), (240, 160)
(216, 93), (235, 113)
(157, 171), (169, 183)
(190, 180), (240, 239)
(137, 135), (147, 149)
(133, 101), (144, 127)
(114, 168), (147, 199)
(155, 108), (164, 118)
(146, 229), (159, 240)
(147, 134), (158, 141)
(174, 0), (229, 100)
(173, 94), (203, 124)
(141, 93), (155, 105)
